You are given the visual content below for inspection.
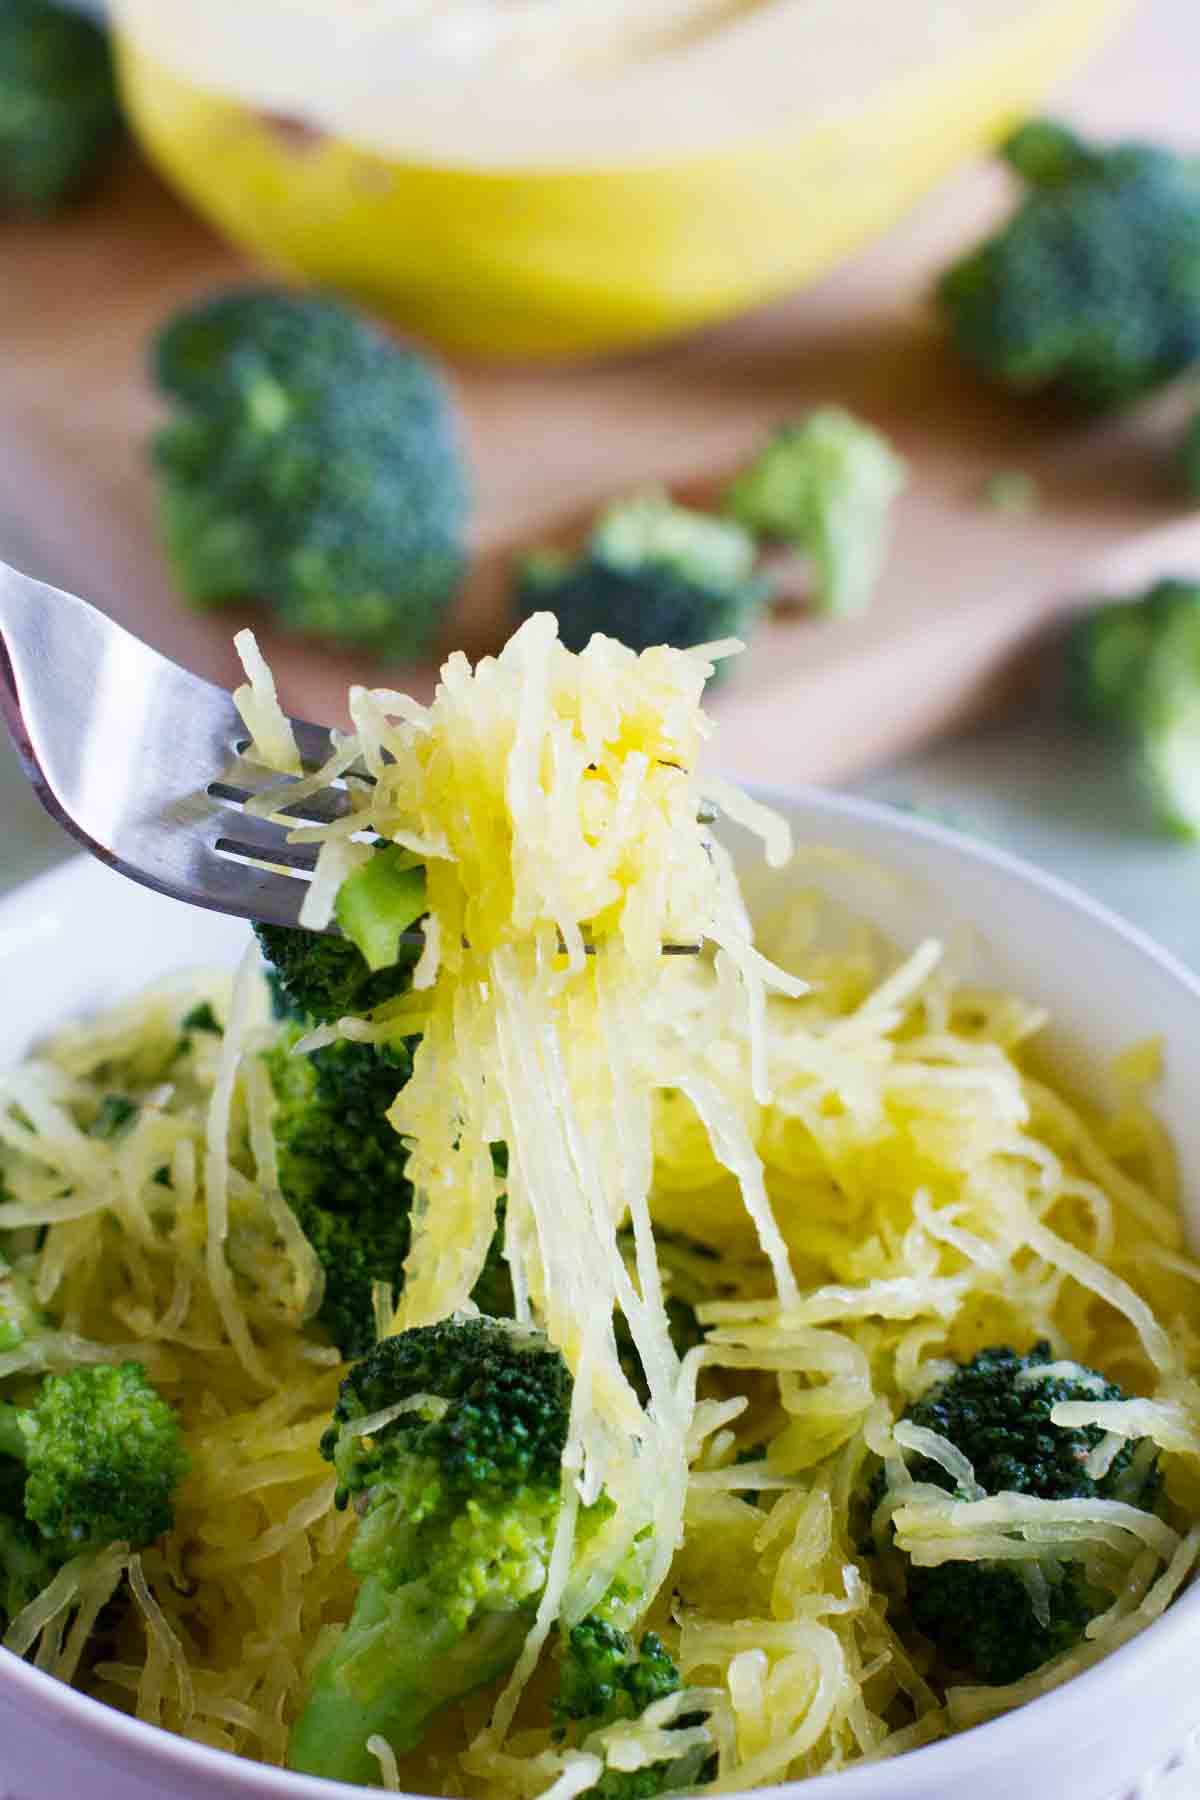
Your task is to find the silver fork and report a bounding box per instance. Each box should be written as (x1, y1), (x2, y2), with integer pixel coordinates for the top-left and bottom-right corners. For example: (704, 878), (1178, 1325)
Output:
(0, 559), (702, 951)
(0, 558), (366, 933)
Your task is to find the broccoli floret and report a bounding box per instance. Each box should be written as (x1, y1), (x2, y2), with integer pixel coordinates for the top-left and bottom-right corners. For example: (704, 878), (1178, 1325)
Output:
(1065, 578), (1200, 837)
(254, 920), (421, 1025)
(555, 1619), (681, 1732)
(724, 409), (906, 617)
(870, 1343), (1156, 1686)
(0, 0), (123, 217)
(262, 1033), (511, 1361)
(90, 1095), (139, 1142)
(516, 491), (766, 664)
(149, 287), (469, 659)
(263, 1027), (420, 1361)
(180, 1001), (223, 1036)
(554, 1620), (707, 1800)
(0, 1363), (187, 1634)
(288, 1316), (578, 1785)
(938, 119), (1200, 412)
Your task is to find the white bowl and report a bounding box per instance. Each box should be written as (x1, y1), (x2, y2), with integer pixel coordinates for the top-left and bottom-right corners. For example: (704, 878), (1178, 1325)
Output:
(2, 789), (1200, 1800)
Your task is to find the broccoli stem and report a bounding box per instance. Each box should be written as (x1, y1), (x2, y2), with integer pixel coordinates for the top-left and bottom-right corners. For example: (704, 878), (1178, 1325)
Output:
(288, 1576), (531, 1785)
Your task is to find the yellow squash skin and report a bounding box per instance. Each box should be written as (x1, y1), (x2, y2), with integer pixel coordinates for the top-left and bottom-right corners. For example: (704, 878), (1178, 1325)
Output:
(115, 0), (1129, 360)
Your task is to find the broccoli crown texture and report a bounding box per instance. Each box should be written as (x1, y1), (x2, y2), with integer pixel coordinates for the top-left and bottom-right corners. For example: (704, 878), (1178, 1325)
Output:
(150, 287), (468, 659)
(555, 1619), (702, 1800)
(516, 491), (766, 664)
(938, 119), (1200, 411)
(0, 0), (123, 216)
(1, 1361), (186, 1632)
(556, 1619), (681, 1731)
(289, 1318), (574, 1783)
(13, 1363), (188, 1554)
(263, 1026), (419, 1361)
(724, 409), (906, 617)
(326, 1318), (571, 1621)
(255, 919), (420, 1024)
(1065, 579), (1200, 838)
(877, 1342), (1155, 1686)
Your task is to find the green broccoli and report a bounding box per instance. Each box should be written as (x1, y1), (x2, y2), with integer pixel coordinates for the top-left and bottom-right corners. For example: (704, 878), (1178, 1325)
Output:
(869, 1343), (1156, 1686)
(254, 920), (421, 1025)
(149, 287), (469, 660)
(554, 1616), (715, 1800)
(938, 119), (1200, 412)
(256, 915), (510, 1356)
(288, 1316), (581, 1785)
(334, 847), (427, 974)
(180, 1000), (223, 1037)
(1065, 578), (1200, 837)
(262, 1027), (420, 1361)
(555, 1619), (681, 1734)
(516, 491), (767, 664)
(1, 1363), (187, 1634)
(724, 409), (906, 617)
(0, 1252), (43, 1355)
(0, 0), (123, 217)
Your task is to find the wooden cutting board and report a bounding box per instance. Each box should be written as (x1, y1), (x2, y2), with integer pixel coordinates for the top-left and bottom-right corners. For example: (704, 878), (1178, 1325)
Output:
(1, 0), (1198, 789)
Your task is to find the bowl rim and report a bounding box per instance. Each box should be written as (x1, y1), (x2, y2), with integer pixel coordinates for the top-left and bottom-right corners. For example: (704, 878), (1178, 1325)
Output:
(2, 782), (1200, 1798)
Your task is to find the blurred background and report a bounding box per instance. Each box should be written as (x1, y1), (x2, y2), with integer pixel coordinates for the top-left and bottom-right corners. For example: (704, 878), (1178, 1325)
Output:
(4, 0), (1200, 961)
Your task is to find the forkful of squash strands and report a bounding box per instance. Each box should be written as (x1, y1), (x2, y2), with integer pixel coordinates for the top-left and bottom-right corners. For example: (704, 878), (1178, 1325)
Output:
(0, 556), (718, 969)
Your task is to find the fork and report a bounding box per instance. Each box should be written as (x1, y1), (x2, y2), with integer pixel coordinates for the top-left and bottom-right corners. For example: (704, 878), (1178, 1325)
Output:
(0, 558), (701, 950)
(0, 557), (388, 933)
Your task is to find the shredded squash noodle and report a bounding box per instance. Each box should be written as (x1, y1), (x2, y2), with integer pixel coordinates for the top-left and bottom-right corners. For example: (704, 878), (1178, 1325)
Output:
(2, 616), (1200, 1792)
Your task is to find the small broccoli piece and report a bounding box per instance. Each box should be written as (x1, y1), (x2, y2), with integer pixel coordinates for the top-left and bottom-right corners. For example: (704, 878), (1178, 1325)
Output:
(516, 491), (766, 665)
(288, 1316), (578, 1785)
(254, 919), (420, 1025)
(555, 1619), (681, 1732)
(16, 1364), (187, 1552)
(149, 287), (469, 659)
(180, 1001), (223, 1037)
(334, 849), (427, 973)
(870, 1343), (1156, 1686)
(0, 1253), (44, 1355)
(938, 119), (1200, 412)
(724, 409), (906, 617)
(1065, 578), (1200, 836)
(0, 1363), (187, 1635)
(554, 1619), (707, 1800)
(90, 1095), (139, 1142)
(0, 0), (123, 217)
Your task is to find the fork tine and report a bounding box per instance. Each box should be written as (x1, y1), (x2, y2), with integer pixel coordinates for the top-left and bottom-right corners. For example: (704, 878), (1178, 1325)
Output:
(207, 776), (360, 828)
(211, 814), (321, 876)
